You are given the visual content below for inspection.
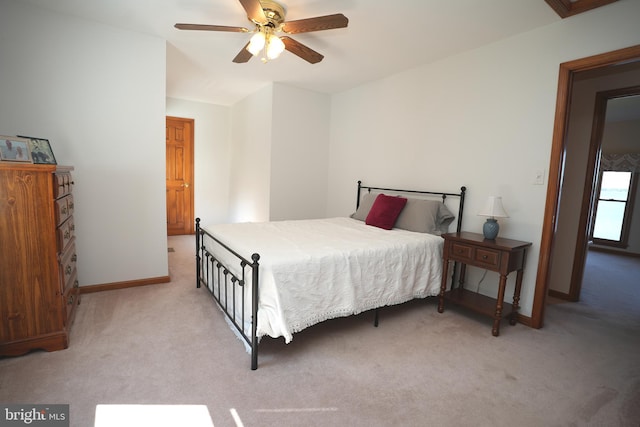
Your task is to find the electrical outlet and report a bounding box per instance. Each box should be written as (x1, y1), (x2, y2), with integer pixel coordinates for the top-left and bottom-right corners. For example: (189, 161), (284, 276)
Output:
(533, 169), (545, 185)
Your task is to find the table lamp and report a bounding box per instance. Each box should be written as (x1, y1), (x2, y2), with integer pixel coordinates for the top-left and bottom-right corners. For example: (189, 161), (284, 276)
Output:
(478, 196), (509, 240)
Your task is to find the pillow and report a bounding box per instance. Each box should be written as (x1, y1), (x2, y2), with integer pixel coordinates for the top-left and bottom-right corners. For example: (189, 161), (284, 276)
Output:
(365, 194), (407, 230)
(394, 198), (440, 233)
(394, 198), (456, 235)
(350, 192), (378, 221)
(437, 203), (455, 234)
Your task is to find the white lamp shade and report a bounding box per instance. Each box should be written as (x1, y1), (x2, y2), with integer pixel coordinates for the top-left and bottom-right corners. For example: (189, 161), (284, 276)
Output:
(266, 35), (285, 59)
(247, 31), (266, 55)
(478, 196), (509, 218)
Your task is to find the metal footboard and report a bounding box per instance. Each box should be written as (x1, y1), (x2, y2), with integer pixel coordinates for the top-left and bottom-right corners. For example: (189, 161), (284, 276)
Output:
(195, 218), (260, 370)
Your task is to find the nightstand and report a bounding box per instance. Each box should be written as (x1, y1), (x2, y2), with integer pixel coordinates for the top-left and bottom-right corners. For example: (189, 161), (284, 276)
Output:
(437, 231), (532, 336)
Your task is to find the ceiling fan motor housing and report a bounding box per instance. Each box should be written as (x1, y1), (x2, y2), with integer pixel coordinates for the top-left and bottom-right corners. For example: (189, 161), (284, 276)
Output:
(256, 0), (286, 28)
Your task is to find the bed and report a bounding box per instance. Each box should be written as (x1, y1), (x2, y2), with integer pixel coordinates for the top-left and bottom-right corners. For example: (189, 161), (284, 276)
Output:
(195, 181), (467, 369)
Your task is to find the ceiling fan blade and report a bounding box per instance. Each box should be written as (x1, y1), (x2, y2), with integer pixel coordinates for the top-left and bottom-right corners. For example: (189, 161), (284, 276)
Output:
(238, 0), (268, 25)
(175, 23), (249, 32)
(281, 36), (324, 64)
(281, 13), (348, 34)
(232, 42), (254, 63)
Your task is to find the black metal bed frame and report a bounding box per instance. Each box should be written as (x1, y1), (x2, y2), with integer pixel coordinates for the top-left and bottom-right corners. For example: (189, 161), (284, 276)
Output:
(196, 181), (466, 370)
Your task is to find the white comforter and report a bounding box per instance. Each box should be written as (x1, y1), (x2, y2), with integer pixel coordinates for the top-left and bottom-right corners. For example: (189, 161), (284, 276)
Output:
(203, 217), (444, 343)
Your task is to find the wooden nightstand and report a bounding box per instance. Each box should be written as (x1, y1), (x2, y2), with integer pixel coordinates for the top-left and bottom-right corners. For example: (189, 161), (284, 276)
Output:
(437, 231), (532, 336)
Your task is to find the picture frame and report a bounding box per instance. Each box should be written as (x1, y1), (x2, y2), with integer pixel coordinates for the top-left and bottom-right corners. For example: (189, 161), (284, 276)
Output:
(17, 135), (57, 165)
(0, 136), (33, 163)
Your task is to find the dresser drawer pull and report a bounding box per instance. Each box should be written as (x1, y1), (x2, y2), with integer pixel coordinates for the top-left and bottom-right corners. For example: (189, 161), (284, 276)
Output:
(62, 206), (68, 214)
(74, 280), (79, 288)
(68, 295), (74, 305)
(482, 255), (488, 259)
(72, 254), (77, 262)
(66, 265), (72, 275)
(64, 230), (70, 239)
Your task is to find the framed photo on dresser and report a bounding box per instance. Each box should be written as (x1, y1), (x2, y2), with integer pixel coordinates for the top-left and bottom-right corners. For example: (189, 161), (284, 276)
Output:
(18, 135), (57, 164)
(0, 136), (33, 163)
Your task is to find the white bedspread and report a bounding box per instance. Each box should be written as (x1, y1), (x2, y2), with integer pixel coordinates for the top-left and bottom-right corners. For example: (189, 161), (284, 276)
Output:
(203, 217), (444, 343)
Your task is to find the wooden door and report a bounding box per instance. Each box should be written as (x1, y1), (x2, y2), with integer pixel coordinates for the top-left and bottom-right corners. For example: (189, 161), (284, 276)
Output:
(166, 116), (194, 235)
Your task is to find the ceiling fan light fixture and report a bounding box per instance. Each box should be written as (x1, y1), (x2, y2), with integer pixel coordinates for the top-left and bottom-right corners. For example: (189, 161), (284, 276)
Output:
(266, 34), (285, 59)
(247, 30), (266, 55)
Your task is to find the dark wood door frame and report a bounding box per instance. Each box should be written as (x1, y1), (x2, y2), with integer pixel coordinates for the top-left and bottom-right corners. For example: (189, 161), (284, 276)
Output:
(531, 44), (640, 329)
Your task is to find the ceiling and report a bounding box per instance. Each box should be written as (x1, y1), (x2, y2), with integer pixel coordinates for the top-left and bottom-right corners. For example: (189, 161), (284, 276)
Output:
(19, 0), (584, 106)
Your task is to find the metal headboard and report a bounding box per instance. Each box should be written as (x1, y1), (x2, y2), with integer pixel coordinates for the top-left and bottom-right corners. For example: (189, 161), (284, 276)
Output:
(356, 180), (467, 233)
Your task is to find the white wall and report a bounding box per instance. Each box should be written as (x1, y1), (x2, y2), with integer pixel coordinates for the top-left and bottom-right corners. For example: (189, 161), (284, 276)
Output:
(166, 98), (232, 227)
(326, 1), (640, 317)
(226, 83), (330, 223)
(0, 2), (168, 286)
(228, 85), (274, 223)
(270, 83), (330, 221)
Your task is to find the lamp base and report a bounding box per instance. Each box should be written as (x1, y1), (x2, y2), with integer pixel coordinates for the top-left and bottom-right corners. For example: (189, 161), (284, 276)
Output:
(483, 218), (500, 240)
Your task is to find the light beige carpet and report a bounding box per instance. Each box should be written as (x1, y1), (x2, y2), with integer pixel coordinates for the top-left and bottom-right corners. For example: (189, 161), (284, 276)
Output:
(0, 236), (638, 427)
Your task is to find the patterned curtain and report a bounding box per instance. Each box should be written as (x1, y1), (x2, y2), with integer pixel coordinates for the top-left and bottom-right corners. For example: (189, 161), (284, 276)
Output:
(600, 153), (640, 172)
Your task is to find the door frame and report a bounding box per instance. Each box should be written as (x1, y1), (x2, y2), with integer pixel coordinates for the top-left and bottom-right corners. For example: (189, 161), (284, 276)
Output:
(531, 44), (640, 328)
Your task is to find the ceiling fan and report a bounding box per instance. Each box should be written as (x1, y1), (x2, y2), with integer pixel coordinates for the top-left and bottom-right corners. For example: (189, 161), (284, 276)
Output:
(174, 0), (348, 64)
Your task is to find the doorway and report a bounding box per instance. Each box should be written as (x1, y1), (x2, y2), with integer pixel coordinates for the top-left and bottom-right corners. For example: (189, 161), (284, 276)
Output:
(531, 44), (640, 328)
(166, 116), (195, 235)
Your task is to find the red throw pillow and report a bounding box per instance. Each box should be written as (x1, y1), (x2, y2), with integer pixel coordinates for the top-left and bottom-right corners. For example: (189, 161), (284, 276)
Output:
(365, 194), (408, 230)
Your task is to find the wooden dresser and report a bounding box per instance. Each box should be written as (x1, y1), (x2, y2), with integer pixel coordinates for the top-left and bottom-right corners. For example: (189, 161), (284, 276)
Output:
(0, 163), (80, 356)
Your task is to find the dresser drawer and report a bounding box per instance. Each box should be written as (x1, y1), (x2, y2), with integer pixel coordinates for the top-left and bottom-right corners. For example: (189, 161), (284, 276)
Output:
(59, 243), (78, 291)
(54, 172), (71, 198)
(54, 194), (74, 226)
(63, 276), (80, 324)
(57, 217), (75, 252)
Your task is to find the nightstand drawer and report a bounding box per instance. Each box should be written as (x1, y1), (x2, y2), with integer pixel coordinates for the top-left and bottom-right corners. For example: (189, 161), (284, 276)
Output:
(450, 243), (472, 261)
(475, 248), (500, 267)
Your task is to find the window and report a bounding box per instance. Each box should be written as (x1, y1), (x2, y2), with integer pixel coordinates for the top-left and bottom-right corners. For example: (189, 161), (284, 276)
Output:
(592, 170), (636, 247)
